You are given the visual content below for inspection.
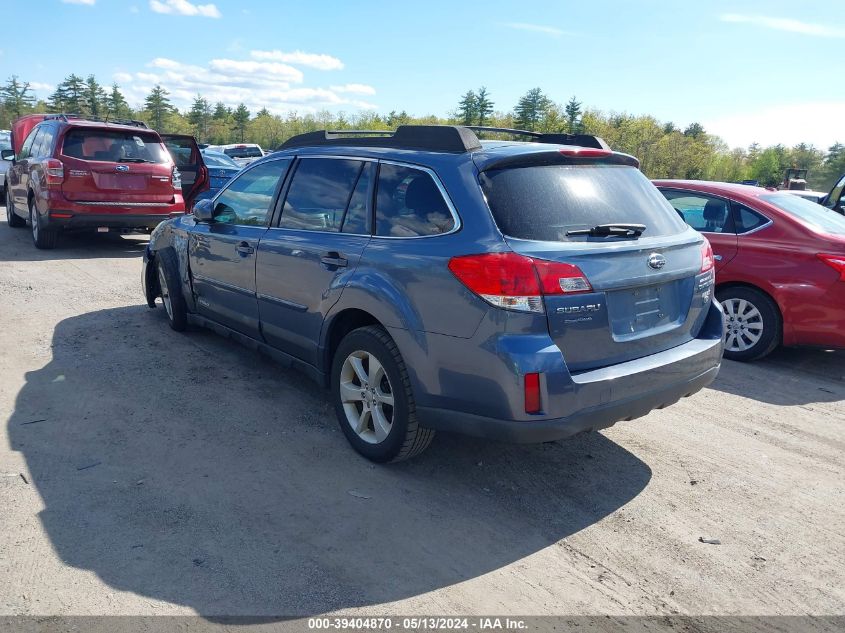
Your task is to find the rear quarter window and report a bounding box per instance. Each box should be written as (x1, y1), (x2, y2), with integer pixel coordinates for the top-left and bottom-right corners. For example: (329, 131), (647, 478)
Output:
(480, 164), (686, 242)
(375, 163), (455, 237)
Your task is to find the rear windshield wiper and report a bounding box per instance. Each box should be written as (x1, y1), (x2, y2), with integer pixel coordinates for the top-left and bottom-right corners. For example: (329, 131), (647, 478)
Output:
(566, 223), (646, 237)
(118, 157), (155, 163)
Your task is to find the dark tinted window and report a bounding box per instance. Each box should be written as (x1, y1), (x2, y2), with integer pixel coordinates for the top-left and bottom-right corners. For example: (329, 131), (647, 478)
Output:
(828, 174), (845, 209)
(281, 158), (363, 232)
(661, 191), (735, 233)
(481, 165), (685, 242)
(224, 146), (263, 158)
(61, 129), (169, 163)
(375, 163), (454, 237)
(342, 162), (373, 234)
(733, 203), (770, 234)
(213, 159), (289, 226)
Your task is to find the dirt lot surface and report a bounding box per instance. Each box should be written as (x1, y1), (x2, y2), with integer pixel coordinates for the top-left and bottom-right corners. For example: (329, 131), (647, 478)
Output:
(1, 210), (844, 621)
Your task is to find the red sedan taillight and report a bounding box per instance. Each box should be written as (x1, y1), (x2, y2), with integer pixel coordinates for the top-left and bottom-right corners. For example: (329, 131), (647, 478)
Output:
(817, 254), (845, 281)
(447, 252), (592, 314)
(44, 159), (64, 188)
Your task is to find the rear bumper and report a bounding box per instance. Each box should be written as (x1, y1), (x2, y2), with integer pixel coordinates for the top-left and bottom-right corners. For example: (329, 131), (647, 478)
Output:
(43, 211), (185, 231)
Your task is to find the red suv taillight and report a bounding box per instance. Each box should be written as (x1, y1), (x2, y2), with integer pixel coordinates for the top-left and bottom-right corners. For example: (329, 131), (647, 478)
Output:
(447, 252), (592, 314)
(817, 254), (845, 281)
(44, 158), (64, 187)
(700, 239), (715, 274)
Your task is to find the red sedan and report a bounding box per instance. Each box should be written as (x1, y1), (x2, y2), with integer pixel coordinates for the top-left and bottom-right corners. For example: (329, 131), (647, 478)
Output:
(654, 180), (845, 361)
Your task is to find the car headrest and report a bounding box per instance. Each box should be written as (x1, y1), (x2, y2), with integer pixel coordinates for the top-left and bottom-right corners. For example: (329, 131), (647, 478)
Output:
(703, 199), (727, 222)
(404, 176), (446, 213)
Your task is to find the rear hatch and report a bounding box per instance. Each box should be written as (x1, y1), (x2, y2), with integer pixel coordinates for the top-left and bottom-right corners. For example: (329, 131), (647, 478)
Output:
(478, 158), (713, 372)
(59, 127), (176, 206)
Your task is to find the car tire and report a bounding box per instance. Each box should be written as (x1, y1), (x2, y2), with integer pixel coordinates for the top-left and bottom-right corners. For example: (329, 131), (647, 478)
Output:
(29, 197), (57, 249)
(331, 325), (434, 463)
(716, 286), (780, 362)
(5, 187), (24, 228)
(155, 249), (188, 332)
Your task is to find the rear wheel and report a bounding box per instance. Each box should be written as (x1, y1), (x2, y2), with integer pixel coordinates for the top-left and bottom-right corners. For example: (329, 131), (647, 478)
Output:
(5, 187), (25, 227)
(155, 249), (188, 331)
(331, 325), (434, 463)
(29, 197), (57, 249)
(716, 286), (780, 362)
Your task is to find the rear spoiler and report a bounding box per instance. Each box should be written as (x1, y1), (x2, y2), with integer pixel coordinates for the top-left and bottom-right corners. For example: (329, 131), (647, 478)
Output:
(476, 149), (640, 172)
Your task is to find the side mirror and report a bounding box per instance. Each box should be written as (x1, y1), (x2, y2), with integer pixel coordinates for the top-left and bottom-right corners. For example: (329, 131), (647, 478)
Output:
(1, 149), (14, 162)
(192, 198), (214, 222)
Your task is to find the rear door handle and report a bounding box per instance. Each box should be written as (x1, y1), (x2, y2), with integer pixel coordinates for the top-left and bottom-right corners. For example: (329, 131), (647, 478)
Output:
(236, 241), (255, 256)
(320, 252), (348, 268)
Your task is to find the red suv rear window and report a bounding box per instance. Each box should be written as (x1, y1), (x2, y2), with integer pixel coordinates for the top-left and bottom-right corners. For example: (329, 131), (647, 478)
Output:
(61, 129), (169, 164)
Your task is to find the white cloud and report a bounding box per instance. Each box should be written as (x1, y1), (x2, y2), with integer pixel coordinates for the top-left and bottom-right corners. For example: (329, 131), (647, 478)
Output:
(61, 0), (95, 5)
(250, 49), (344, 71)
(113, 54), (377, 115)
(719, 13), (845, 38)
(503, 22), (565, 37)
(149, 0), (220, 18)
(330, 83), (376, 96)
(703, 102), (845, 149)
(29, 82), (54, 93)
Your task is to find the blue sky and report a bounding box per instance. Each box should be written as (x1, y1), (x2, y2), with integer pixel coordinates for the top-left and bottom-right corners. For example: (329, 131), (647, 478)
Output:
(3, 0), (844, 148)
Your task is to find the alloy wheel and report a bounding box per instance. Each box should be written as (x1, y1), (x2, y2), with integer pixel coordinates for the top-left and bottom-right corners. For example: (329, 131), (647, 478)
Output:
(30, 203), (38, 242)
(157, 266), (174, 320)
(722, 297), (764, 352)
(339, 350), (395, 444)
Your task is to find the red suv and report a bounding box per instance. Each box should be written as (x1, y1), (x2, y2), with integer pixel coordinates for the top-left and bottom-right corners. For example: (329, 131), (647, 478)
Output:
(2, 114), (207, 249)
(654, 180), (845, 361)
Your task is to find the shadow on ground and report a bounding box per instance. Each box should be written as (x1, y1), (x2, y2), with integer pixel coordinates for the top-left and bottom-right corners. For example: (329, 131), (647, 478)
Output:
(8, 305), (651, 616)
(0, 208), (148, 261)
(711, 347), (845, 406)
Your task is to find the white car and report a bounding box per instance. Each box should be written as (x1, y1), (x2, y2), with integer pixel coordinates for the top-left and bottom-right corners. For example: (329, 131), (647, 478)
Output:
(205, 143), (264, 166)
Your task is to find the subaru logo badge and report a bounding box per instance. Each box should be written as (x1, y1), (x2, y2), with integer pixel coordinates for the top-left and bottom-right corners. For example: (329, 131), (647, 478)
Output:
(115, 165), (129, 172)
(647, 253), (666, 270)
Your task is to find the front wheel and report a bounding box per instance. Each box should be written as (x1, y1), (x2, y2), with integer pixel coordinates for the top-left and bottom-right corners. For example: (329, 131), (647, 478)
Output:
(716, 286), (781, 362)
(331, 326), (434, 463)
(5, 187), (25, 227)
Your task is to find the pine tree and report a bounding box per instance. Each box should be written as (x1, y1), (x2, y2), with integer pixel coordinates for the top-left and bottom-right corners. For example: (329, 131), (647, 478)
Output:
(187, 95), (212, 141)
(457, 90), (478, 126)
(232, 103), (250, 142)
(212, 101), (230, 120)
(475, 87), (494, 127)
(84, 75), (107, 118)
(684, 122), (705, 139)
(564, 96), (582, 133)
(48, 74), (86, 114)
(513, 88), (551, 131)
(1, 76), (35, 118)
(144, 85), (174, 131)
(107, 84), (130, 119)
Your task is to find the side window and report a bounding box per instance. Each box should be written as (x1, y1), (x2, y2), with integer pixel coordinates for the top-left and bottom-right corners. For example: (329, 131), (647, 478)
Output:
(19, 127), (41, 160)
(342, 162), (373, 234)
(212, 159), (289, 226)
(280, 158), (364, 232)
(732, 203), (770, 234)
(660, 191), (735, 234)
(33, 126), (55, 159)
(375, 163), (454, 237)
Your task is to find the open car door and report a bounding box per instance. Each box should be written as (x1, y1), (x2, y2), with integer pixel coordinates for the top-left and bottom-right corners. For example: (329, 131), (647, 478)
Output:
(161, 134), (209, 210)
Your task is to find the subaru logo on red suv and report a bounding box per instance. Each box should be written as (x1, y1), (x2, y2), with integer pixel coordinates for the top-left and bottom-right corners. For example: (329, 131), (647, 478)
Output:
(115, 165), (129, 172)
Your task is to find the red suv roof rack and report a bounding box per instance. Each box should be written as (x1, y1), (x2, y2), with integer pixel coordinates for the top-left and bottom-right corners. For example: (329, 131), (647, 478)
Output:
(43, 113), (150, 129)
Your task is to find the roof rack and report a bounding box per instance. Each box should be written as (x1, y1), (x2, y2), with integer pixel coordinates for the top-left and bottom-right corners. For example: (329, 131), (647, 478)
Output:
(465, 126), (610, 150)
(43, 113), (150, 129)
(279, 125), (482, 153)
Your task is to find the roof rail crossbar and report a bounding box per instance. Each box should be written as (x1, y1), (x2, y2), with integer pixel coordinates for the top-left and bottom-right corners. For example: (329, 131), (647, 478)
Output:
(279, 125), (482, 153)
(466, 125), (609, 150)
(42, 113), (149, 129)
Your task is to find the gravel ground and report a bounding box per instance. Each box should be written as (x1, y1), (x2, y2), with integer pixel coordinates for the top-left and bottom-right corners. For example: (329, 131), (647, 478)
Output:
(0, 210), (843, 621)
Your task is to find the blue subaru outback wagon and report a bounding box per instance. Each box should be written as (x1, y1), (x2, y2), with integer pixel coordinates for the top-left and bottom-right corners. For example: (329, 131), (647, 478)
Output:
(142, 125), (724, 462)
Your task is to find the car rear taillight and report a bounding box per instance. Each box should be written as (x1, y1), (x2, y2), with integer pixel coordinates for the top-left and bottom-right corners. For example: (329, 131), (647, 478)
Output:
(524, 372), (541, 414)
(447, 252), (592, 314)
(44, 159), (64, 187)
(559, 148), (612, 158)
(700, 239), (715, 273)
(817, 254), (845, 281)
(172, 165), (182, 189)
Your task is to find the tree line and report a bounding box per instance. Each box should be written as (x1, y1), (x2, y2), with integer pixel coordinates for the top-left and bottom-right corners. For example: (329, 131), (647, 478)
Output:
(2, 75), (843, 191)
